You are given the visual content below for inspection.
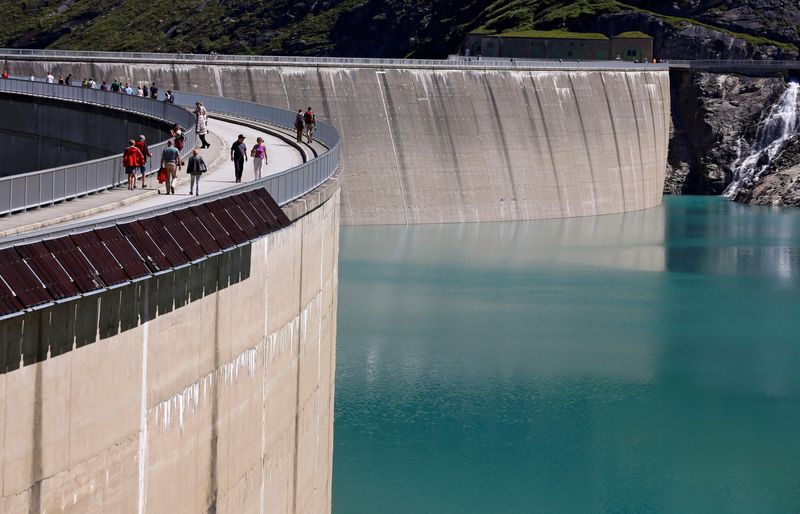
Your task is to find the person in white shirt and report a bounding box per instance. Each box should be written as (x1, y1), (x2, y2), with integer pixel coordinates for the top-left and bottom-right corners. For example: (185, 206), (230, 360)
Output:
(46, 72), (54, 84)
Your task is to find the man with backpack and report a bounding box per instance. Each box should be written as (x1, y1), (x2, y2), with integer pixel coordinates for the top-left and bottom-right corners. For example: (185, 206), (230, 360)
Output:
(134, 135), (152, 189)
(186, 149), (208, 196)
(150, 83), (159, 99)
(122, 140), (145, 190)
(303, 107), (316, 144)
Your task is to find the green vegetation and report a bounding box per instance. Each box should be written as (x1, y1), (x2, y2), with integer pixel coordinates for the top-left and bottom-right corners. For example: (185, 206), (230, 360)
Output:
(615, 31), (652, 38)
(537, 0), (622, 26)
(0, 0), (795, 58)
(616, 2), (799, 53)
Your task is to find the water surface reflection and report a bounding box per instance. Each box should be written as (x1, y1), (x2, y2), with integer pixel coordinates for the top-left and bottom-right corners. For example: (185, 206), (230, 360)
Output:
(334, 197), (800, 514)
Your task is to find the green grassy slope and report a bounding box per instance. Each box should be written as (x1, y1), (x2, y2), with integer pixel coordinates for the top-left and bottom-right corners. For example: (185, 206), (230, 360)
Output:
(0, 0), (796, 57)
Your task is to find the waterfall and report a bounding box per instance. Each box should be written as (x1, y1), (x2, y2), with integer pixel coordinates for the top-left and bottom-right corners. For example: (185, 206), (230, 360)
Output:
(725, 81), (800, 197)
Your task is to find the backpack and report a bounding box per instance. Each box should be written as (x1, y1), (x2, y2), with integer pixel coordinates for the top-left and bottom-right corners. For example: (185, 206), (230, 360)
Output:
(134, 141), (148, 160)
(304, 111), (314, 124)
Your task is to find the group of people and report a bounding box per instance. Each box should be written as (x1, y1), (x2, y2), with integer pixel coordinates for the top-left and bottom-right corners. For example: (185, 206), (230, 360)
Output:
(13, 70), (177, 101)
(120, 115), (198, 195)
(230, 133), (269, 183)
(294, 107), (316, 144)
(121, 99), (277, 196)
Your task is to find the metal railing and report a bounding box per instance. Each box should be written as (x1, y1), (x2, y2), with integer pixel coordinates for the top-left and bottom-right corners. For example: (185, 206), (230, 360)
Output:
(173, 91), (339, 207)
(0, 78), (196, 215)
(0, 87), (341, 246)
(662, 59), (800, 71)
(0, 47), (670, 71)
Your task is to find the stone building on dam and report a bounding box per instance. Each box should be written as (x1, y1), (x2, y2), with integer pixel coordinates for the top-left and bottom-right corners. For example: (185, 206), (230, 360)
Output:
(0, 50), (669, 513)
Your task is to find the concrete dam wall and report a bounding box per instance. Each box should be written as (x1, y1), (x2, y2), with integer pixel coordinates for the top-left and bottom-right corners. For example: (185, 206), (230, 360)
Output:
(0, 94), (171, 176)
(0, 188), (340, 513)
(4, 59), (670, 225)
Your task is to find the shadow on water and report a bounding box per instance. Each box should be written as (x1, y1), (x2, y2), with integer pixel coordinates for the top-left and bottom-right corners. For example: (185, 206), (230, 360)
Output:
(341, 196), (800, 285)
(665, 196), (800, 285)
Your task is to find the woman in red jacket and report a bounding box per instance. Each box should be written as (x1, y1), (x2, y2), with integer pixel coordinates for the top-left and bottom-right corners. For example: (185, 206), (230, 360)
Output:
(122, 139), (145, 190)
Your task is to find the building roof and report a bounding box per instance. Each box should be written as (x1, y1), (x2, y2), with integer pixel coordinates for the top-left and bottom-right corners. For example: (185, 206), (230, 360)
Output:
(613, 31), (654, 39)
(469, 30), (609, 41)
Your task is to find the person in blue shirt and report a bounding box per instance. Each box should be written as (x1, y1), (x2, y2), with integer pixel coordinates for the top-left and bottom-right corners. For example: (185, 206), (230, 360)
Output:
(160, 140), (181, 194)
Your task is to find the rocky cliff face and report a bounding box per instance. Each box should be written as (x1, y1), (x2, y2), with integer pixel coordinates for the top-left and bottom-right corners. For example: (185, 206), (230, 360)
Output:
(666, 72), (795, 196)
(666, 71), (800, 208)
(575, 11), (796, 61)
(732, 136), (800, 206)
(628, 0), (800, 48)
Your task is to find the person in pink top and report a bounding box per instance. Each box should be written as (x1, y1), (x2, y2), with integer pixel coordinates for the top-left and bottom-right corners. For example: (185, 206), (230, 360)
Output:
(250, 136), (268, 180)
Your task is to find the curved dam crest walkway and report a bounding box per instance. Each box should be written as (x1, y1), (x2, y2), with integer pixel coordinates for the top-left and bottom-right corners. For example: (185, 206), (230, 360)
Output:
(0, 118), (304, 237)
(1, 53), (671, 226)
(0, 81), (341, 514)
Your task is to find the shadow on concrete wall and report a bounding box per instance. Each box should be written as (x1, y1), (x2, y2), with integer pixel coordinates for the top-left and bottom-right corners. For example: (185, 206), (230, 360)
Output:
(0, 244), (252, 374)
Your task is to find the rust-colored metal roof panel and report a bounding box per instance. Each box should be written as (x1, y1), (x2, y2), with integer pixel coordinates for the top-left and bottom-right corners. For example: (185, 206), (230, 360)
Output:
(94, 227), (150, 280)
(0, 247), (54, 308)
(189, 204), (236, 250)
(117, 221), (171, 272)
(71, 231), (130, 286)
(43, 237), (105, 293)
(15, 242), (80, 300)
(156, 212), (205, 261)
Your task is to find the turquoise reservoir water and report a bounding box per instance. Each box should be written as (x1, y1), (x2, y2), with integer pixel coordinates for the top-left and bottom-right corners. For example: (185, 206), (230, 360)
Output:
(333, 197), (800, 514)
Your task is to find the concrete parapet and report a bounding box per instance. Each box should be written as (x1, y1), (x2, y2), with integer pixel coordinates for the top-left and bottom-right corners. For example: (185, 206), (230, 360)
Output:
(0, 94), (171, 176)
(0, 180), (340, 512)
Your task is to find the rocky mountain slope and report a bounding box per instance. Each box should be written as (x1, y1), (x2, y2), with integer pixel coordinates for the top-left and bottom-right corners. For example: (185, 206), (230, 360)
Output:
(0, 1), (797, 60)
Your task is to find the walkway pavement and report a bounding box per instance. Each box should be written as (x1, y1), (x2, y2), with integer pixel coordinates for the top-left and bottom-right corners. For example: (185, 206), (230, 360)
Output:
(0, 117), (303, 237)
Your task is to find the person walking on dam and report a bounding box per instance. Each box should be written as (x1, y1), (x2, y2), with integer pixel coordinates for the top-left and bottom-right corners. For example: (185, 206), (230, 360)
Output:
(251, 136), (268, 180)
(149, 83), (159, 99)
(123, 139), (145, 191)
(186, 148), (207, 196)
(160, 139), (181, 195)
(134, 135), (151, 189)
(304, 107), (316, 143)
(294, 109), (305, 143)
(230, 134), (248, 183)
(195, 102), (210, 148)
